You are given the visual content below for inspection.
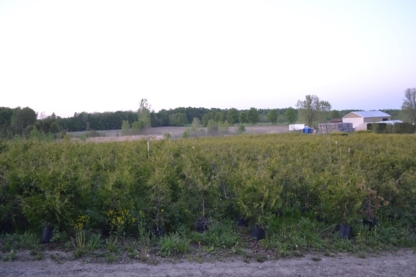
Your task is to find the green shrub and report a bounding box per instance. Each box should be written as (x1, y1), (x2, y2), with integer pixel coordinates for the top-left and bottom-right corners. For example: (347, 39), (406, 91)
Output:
(0, 133), (415, 247)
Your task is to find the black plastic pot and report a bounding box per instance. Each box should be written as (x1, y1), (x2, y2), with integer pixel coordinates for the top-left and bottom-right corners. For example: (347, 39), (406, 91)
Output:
(316, 214), (325, 223)
(0, 221), (13, 234)
(196, 217), (209, 233)
(251, 225), (265, 241)
(336, 224), (352, 239)
(40, 226), (54, 243)
(301, 206), (310, 213)
(150, 227), (165, 238)
(101, 224), (111, 238)
(237, 214), (249, 227)
(362, 219), (378, 230)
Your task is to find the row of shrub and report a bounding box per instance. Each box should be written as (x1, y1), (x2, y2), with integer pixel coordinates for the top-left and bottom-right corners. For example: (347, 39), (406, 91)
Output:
(0, 133), (416, 237)
(367, 122), (416, 134)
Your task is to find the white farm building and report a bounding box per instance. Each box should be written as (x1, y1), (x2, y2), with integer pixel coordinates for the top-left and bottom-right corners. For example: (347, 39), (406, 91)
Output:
(342, 111), (391, 130)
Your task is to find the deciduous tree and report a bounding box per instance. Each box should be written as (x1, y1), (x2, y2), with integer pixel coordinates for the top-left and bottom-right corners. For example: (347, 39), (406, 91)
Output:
(284, 107), (297, 124)
(239, 111), (248, 124)
(296, 95), (330, 127)
(267, 110), (278, 124)
(11, 107), (37, 135)
(226, 108), (239, 124)
(121, 120), (130, 136)
(207, 119), (218, 136)
(329, 110), (341, 120)
(138, 98), (152, 128)
(247, 108), (259, 124)
(402, 88), (416, 124)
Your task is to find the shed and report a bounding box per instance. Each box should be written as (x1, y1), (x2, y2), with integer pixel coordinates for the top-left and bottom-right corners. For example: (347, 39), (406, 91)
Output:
(342, 111), (391, 130)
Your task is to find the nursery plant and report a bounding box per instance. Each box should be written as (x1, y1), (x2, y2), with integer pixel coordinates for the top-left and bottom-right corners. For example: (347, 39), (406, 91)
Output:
(317, 169), (365, 225)
(234, 158), (282, 230)
(145, 144), (177, 234)
(181, 145), (219, 231)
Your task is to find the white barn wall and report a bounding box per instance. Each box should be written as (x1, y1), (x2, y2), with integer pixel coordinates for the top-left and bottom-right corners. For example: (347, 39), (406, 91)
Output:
(342, 117), (363, 128)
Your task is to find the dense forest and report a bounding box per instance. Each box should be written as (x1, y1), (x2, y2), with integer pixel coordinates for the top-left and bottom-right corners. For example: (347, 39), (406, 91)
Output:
(0, 106), (402, 139)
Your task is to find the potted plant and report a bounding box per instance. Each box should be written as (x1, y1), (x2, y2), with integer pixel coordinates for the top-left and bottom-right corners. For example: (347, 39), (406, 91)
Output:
(145, 151), (175, 237)
(359, 182), (389, 230)
(318, 171), (365, 239)
(20, 192), (74, 242)
(234, 161), (282, 240)
(181, 146), (218, 233)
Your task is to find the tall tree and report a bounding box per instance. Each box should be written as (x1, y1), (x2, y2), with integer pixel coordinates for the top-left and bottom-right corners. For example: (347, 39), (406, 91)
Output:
(121, 120), (131, 136)
(239, 111), (248, 124)
(267, 110), (278, 124)
(138, 98), (152, 128)
(170, 113), (187, 126)
(11, 107), (37, 135)
(319, 100), (332, 122)
(296, 95), (330, 127)
(329, 110), (341, 120)
(226, 108), (239, 124)
(247, 108), (259, 124)
(402, 88), (416, 124)
(190, 117), (204, 137)
(206, 119), (218, 136)
(284, 107), (298, 124)
(0, 107), (14, 138)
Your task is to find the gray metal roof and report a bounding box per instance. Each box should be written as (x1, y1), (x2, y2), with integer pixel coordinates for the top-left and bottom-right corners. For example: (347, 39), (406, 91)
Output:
(344, 111), (391, 118)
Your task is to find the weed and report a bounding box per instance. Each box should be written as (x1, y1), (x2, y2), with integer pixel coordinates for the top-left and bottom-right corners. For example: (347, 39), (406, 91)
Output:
(243, 252), (252, 263)
(86, 233), (102, 251)
(2, 239), (12, 252)
(124, 239), (138, 253)
(106, 236), (119, 253)
(158, 233), (190, 257)
(30, 249), (43, 261)
(50, 253), (64, 264)
(190, 220), (238, 248)
(176, 236), (191, 254)
(2, 250), (16, 261)
(357, 252), (366, 259)
(17, 232), (39, 250)
(293, 250), (304, 257)
(138, 222), (152, 260)
(324, 251), (334, 257)
(105, 252), (117, 263)
(71, 230), (86, 258)
(50, 229), (69, 243)
(256, 255), (267, 262)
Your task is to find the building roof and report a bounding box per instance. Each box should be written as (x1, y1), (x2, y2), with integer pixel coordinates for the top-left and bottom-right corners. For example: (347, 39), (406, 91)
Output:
(342, 111), (391, 118)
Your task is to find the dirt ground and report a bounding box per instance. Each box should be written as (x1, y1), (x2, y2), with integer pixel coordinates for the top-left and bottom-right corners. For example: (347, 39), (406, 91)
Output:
(72, 125), (290, 142)
(1, 249), (415, 277)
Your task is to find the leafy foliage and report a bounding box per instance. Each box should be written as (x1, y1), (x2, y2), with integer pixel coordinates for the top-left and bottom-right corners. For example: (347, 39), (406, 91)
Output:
(0, 133), (416, 240)
(401, 88), (416, 124)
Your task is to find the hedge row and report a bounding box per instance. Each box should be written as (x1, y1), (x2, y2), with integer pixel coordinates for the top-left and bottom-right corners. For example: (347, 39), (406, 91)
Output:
(367, 122), (416, 134)
(0, 133), (416, 235)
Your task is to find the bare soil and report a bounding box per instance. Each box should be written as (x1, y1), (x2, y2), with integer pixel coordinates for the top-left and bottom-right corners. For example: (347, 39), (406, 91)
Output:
(1, 249), (415, 277)
(72, 125), (290, 142)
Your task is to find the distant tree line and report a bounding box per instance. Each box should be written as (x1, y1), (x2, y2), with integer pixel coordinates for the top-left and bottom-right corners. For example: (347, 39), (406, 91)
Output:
(0, 104), (404, 140)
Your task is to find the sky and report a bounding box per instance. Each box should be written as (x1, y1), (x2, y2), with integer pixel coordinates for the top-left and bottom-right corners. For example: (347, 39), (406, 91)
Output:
(1, 0), (416, 118)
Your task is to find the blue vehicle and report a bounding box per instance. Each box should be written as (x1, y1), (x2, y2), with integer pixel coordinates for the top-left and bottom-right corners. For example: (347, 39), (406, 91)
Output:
(303, 126), (313, 134)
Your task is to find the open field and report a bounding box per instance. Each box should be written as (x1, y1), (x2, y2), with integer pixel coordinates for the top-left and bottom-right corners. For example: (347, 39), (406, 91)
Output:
(69, 125), (290, 142)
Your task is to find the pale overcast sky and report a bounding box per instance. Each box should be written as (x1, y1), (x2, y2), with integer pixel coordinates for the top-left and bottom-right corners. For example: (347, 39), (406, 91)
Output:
(1, 0), (415, 118)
